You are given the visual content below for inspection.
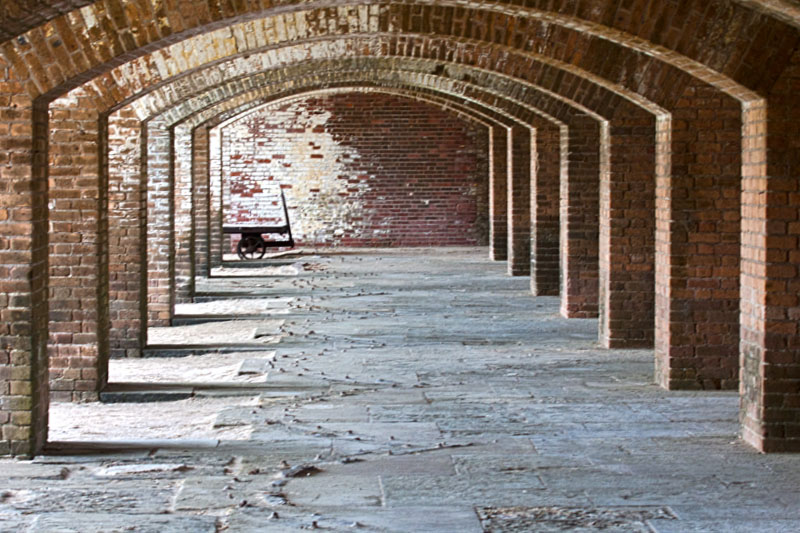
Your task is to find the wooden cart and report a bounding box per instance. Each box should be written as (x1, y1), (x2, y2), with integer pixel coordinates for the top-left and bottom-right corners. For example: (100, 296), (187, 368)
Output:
(223, 189), (294, 259)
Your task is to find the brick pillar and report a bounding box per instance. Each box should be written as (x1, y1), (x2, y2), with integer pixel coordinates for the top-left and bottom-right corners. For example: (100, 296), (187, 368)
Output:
(530, 124), (561, 296)
(47, 91), (108, 402)
(489, 125), (509, 261)
(193, 126), (211, 279)
(741, 50), (800, 452)
(560, 117), (601, 318)
(220, 127), (234, 257)
(209, 128), (224, 269)
(507, 125), (532, 276)
(598, 112), (657, 348)
(173, 125), (194, 304)
(145, 119), (173, 329)
(0, 73), (48, 456)
(655, 81), (742, 390)
(107, 109), (145, 359)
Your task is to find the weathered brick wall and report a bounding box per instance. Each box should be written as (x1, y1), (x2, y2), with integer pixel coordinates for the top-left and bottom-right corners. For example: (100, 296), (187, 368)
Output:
(221, 92), (489, 247)
(0, 58), (48, 457)
(145, 120), (173, 329)
(507, 126), (532, 276)
(48, 89), (107, 402)
(655, 79), (743, 390)
(598, 109), (658, 349)
(107, 109), (145, 359)
(489, 126), (509, 261)
(740, 48), (800, 452)
(530, 124), (562, 296)
(173, 125), (194, 303)
(560, 116), (602, 319)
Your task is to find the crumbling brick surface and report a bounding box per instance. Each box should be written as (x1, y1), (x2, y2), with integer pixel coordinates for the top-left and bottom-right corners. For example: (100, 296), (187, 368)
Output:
(221, 92), (488, 247)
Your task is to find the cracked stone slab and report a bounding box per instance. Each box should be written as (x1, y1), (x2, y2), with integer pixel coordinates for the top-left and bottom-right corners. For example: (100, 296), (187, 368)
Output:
(27, 513), (218, 533)
(284, 470), (383, 507)
(318, 454), (455, 477)
(0, 512), (33, 532)
(173, 476), (274, 512)
(380, 473), (547, 507)
(0, 462), (75, 479)
(238, 357), (275, 375)
(93, 463), (193, 478)
(452, 454), (592, 476)
(476, 506), (676, 533)
(650, 520), (800, 533)
(1, 483), (178, 514)
(284, 404), (370, 423)
(149, 320), (285, 345)
(294, 506), (483, 532)
(176, 297), (295, 315)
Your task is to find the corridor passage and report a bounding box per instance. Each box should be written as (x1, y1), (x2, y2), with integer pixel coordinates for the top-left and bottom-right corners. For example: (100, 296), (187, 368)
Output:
(2, 249), (800, 532)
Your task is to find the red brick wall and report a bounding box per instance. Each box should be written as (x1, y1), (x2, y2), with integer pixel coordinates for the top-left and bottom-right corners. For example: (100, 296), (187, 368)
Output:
(48, 89), (107, 402)
(655, 79), (743, 390)
(740, 48), (800, 452)
(107, 109), (145, 360)
(221, 92), (489, 247)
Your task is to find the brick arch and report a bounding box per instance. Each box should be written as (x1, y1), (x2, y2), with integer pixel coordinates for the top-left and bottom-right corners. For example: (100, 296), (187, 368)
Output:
(15, 5), (749, 391)
(1, 3), (798, 456)
(24, 5), (764, 397)
(140, 65), (567, 322)
(190, 87), (518, 278)
(33, 19), (751, 392)
(18, 17), (676, 448)
(213, 89), (494, 244)
(109, 53), (748, 428)
(103, 70), (551, 360)
(35, 20), (672, 394)
(128, 50), (657, 341)
(1, 2), (797, 94)
(0, 1), (784, 104)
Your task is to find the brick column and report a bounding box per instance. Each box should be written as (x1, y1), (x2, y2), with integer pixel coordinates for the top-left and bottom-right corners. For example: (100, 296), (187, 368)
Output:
(489, 125), (509, 261)
(47, 91), (108, 402)
(560, 117), (601, 318)
(507, 125), (532, 276)
(740, 50), (800, 452)
(220, 127), (235, 257)
(107, 110), (146, 359)
(145, 120), (173, 329)
(193, 126), (211, 279)
(0, 74), (48, 456)
(209, 128), (224, 270)
(598, 112), (657, 348)
(172, 124), (194, 304)
(655, 80), (742, 390)
(530, 124), (561, 296)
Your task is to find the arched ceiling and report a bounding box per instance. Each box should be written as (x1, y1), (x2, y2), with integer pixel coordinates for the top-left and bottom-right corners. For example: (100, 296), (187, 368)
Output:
(207, 86), (500, 134)
(111, 37), (658, 126)
(5, 1), (789, 109)
(2, 1), (798, 75)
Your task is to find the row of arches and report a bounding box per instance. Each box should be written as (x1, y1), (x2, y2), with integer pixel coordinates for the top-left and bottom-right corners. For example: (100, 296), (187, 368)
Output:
(0, 1), (798, 456)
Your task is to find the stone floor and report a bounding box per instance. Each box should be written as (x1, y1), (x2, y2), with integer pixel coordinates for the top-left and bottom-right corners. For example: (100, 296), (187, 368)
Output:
(3, 248), (800, 532)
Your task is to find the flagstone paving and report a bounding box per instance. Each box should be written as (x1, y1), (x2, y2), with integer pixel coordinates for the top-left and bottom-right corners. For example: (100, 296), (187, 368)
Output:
(2, 248), (800, 532)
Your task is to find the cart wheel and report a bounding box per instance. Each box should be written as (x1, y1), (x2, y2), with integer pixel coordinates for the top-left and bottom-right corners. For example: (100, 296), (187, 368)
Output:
(237, 235), (266, 260)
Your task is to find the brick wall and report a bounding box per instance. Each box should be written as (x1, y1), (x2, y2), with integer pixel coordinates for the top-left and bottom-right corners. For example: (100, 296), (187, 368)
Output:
(145, 120), (173, 329)
(740, 49), (800, 452)
(107, 109), (145, 359)
(655, 79), (743, 390)
(220, 92), (489, 248)
(47, 89), (107, 402)
(0, 59), (48, 457)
